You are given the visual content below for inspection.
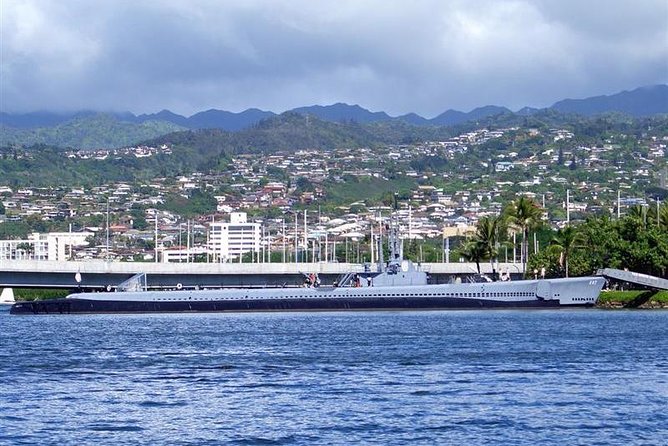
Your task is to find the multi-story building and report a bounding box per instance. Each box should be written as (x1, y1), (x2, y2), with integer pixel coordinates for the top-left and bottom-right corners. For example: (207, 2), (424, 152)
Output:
(208, 212), (260, 262)
(0, 232), (92, 261)
(161, 246), (210, 263)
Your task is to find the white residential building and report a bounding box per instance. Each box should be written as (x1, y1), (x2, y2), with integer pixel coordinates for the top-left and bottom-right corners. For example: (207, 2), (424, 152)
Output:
(0, 232), (92, 261)
(208, 212), (260, 262)
(161, 247), (209, 263)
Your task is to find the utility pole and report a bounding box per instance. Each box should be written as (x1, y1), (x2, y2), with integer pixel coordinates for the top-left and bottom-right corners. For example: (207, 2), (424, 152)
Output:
(105, 197), (110, 261)
(345, 237), (349, 263)
(282, 218), (286, 263)
(303, 210), (307, 263)
(294, 212), (298, 264)
(186, 220), (191, 264)
(154, 211), (158, 263)
(370, 226), (374, 264)
(207, 216), (212, 263)
(313, 239), (317, 264)
(261, 225), (264, 263)
(378, 211), (384, 270)
(268, 228), (272, 263)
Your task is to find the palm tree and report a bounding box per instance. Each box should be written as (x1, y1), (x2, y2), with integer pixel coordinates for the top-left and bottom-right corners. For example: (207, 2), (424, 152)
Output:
(459, 239), (486, 274)
(15, 242), (34, 260)
(647, 202), (668, 230)
(505, 196), (543, 274)
(660, 204), (668, 231)
(548, 225), (582, 277)
(627, 204), (650, 227)
(475, 216), (504, 277)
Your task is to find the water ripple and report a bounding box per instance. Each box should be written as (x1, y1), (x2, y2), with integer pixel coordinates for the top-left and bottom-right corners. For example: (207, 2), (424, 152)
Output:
(1, 310), (667, 445)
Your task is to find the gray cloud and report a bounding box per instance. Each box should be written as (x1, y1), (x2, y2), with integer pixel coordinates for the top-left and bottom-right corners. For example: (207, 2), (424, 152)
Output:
(2, 0), (667, 117)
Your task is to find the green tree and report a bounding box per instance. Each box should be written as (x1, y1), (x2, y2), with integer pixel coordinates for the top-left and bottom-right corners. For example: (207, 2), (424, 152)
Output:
(0, 221), (31, 240)
(660, 205), (668, 231)
(474, 216), (504, 276)
(646, 202), (668, 230)
(569, 213), (668, 278)
(458, 239), (486, 274)
(132, 214), (149, 230)
(130, 206), (148, 230)
(547, 225), (583, 277)
(162, 189), (217, 218)
(569, 154), (577, 170)
(295, 176), (315, 192)
(578, 215), (625, 271)
(504, 196), (543, 275)
(627, 205), (649, 228)
(16, 242), (34, 258)
(528, 245), (592, 279)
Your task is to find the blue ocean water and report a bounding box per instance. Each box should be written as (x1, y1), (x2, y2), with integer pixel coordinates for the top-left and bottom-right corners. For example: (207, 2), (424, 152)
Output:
(1, 309), (666, 445)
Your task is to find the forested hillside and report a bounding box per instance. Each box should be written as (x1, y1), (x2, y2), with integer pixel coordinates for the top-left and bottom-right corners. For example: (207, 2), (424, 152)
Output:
(1, 114), (185, 149)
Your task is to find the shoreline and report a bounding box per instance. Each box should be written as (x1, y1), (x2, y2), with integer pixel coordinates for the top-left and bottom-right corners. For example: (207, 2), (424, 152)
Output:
(596, 290), (668, 309)
(596, 301), (668, 309)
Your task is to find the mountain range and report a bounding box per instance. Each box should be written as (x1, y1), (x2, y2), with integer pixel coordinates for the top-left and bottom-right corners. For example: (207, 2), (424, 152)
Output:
(1, 85), (666, 149)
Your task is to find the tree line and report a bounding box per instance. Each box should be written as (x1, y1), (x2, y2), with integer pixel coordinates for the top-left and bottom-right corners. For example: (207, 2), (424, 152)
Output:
(459, 197), (668, 279)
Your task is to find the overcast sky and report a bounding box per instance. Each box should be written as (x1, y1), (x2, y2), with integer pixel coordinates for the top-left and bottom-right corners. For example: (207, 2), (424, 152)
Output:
(2, 0), (667, 117)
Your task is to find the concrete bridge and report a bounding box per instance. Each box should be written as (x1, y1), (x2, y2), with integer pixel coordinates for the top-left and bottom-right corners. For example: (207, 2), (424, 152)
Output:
(0, 260), (525, 290)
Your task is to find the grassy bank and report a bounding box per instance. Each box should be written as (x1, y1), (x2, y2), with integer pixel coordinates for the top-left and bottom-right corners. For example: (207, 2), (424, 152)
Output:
(597, 290), (668, 307)
(13, 289), (70, 301)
